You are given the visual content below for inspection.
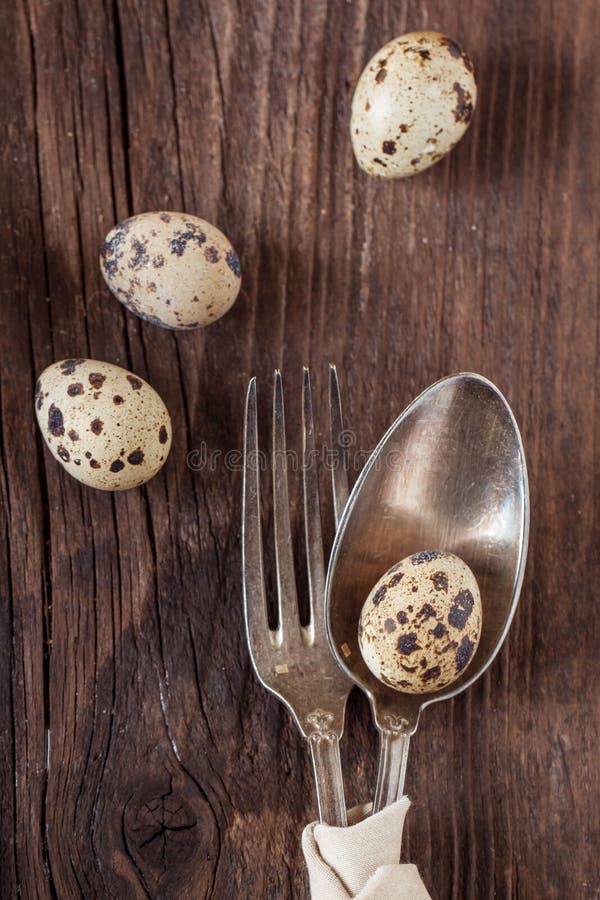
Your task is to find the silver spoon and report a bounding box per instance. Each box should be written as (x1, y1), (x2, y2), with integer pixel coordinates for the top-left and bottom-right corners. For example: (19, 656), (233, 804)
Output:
(326, 373), (529, 812)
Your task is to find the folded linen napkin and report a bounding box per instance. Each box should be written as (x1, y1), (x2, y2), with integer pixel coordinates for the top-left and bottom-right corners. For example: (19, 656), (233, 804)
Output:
(302, 798), (432, 899)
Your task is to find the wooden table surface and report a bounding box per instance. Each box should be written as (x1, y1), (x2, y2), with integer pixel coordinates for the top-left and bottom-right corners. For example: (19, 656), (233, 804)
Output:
(2, 1), (598, 897)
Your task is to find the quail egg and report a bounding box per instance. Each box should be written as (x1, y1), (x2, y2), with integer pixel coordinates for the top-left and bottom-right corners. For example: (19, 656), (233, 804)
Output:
(358, 550), (482, 693)
(35, 358), (172, 490)
(100, 211), (242, 330)
(350, 31), (477, 178)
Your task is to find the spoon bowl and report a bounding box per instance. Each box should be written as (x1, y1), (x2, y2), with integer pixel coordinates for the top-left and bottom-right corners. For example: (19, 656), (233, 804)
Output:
(326, 373), (529, 810)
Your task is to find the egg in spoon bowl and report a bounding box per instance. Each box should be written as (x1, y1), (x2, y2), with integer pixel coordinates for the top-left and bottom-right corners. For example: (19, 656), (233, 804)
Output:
(325, 373), (529, 812)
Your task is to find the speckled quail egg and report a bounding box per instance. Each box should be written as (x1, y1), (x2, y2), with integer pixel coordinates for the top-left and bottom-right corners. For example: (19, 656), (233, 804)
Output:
(35, 359), (172, 490)
(350, 31), (477, 178)
(100, 211), (242, 330)
(358, 550), (482, 693)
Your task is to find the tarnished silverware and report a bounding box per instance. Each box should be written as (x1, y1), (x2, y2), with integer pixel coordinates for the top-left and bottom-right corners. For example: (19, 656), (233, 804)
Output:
(242, 366), (352, 825)
(325, 373), (529, 812)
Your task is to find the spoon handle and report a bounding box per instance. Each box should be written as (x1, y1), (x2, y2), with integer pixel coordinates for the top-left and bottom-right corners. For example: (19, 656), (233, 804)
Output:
(308, 731), (348, 826)
(372, 724), (411, 814)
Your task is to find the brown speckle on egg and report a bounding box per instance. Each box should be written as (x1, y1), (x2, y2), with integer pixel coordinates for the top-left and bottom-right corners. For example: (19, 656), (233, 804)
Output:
(127, 449), (144, 465)
(127, 375), (143, 390)
(448, 589), (474, 629)
(48, 404), (64, 437)
(416, 603), (436, 621)
(441, 37), (461, 59)
(226, 249), (241, 278)
(67, 383), (84, 396)
(129, 239), (149, 269)
(452, 81), (474, 123)
(412, 550), (446, 565)
(432, 571), (448, 592)
(423, 665), (441, 683)
(89, 373), (106, 389)
(59, 359), (85, 376)
(35, 380), (44, 410)
(439, 35), (474, 73)
(397, 633), (420, 655)
(372, 585), (387, 606)
(456, 635), (475, 672)
(359, 550), (482, 694)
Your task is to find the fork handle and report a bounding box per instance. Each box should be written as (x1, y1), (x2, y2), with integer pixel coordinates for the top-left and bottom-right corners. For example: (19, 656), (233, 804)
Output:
(308, 732), (348, 826)
(372, 726), (411, 814)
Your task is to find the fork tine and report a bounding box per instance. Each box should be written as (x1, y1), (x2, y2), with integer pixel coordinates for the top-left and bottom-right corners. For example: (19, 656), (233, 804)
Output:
(272, 371), (300, 641)
(329, 364), (350, 528)
(242, 378), (274, 652)
(302, 367), (325, 638)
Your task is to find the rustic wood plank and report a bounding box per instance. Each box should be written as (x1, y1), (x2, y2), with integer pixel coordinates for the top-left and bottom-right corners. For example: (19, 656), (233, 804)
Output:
(1, 2), (55, 897)
(1, 0), (599, 897)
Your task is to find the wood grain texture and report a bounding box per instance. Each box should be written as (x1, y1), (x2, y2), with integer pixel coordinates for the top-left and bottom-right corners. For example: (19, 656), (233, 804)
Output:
(1, 0), (598, 897)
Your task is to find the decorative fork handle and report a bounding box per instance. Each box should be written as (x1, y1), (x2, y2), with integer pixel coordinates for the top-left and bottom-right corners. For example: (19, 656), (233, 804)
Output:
(372, 717), (412, 814)
(307, 711), (347, 826)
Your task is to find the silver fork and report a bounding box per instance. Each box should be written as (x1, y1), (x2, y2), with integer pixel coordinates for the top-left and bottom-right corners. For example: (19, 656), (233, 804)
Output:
(242, 366), (352, 826)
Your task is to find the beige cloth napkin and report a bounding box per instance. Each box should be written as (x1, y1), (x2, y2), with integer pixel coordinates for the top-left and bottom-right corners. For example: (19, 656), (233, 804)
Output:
(302, 798), (432, 899)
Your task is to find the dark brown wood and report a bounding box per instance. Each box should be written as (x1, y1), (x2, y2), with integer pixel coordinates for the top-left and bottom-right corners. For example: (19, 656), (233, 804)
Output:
(1, 0), (599, 897)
